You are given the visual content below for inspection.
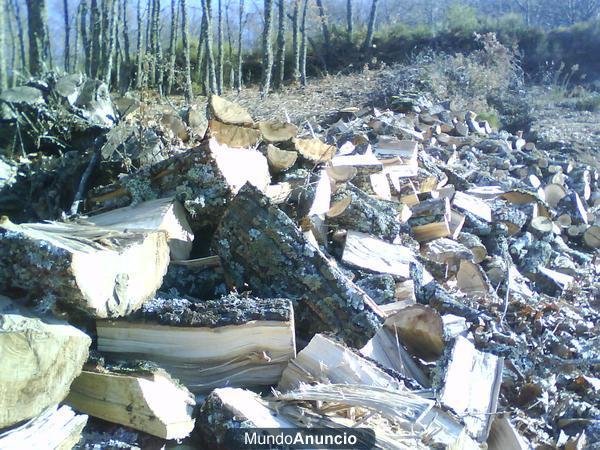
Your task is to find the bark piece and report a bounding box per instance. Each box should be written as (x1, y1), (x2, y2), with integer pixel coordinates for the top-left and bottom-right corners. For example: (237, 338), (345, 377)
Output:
(97, 294), (296, 393)
(342, 230), (413, 278)
(453, 191), (492, 222)
(0, 405), (87, 450)
(0, 296), (91, 428)
(259, 121), (298, 142)
(196, 387), (294, 448)
(85, 197), (194, 261)
(209, 94), (254, 126)
(293, 137), (336, 163)
(67, 365), (195, 440)
(0, 219), (169, 318)
(278, 333), (403, 391)
(266, 144), (297, 173)
(88, 138), (270, 228)
(209, 120), (262, 147)
(213, 184), (382, 348)
(457, 232), (487, 263)
(440, 336), (503, 442)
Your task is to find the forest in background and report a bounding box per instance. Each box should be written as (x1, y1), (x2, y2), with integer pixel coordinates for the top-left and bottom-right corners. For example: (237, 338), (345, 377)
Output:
(1, 0), (600, 99)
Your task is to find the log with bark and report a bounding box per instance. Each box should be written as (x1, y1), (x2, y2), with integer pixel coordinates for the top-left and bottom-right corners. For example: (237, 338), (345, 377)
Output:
(96, 294), (296, 393)
(0, 218), (169, 318)
(87, 138), (270, 229)
(84, 196), (194, 261)
(213, 183), (383, 348)
(0, 296), (90, 428)
(66, 360), (196, 440)
(0, 405), (88, 450)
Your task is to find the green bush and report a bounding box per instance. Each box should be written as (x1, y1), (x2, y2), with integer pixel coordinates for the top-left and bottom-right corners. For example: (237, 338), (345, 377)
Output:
(574, 94), (600, 111)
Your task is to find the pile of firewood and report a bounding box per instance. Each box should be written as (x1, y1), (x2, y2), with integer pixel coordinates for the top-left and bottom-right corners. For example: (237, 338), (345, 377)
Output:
(0, 82), (598, 449)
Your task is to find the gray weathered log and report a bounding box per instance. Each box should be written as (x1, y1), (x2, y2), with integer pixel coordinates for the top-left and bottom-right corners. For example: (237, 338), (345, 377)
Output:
(213, 183), (382, 348)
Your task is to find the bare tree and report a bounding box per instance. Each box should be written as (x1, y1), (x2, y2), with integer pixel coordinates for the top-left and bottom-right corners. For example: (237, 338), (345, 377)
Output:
(315, 0), (330, 58)
(122, 0), (131, 66)
(216, 0), (224, 94)
(181, 0), (193, 101)
(201, 0), (217, 93)
(166, 0), (177, 94)
(63, 0), (71, 71)
(292, 0), (300, 82)
(274, 0), (285, 88)
(300, 0), (309, 86)
(362, 0), (379, 51)
(79, 1), (90, 74)
(104, 0), (118, 85)
(346, 0), (352, 43)
(90, 0), (102, 78)
(0, 0), (6, 92)
(236, 0), (244, 91)
(136, 0), (144, 88)
(260, 0), (274, 97)
(25, 0), (50, 76)
(10, 0), (26, 73)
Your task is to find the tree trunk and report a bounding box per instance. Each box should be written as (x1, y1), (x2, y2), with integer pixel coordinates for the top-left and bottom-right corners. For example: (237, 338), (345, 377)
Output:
(260, 0), (274, 97)
(362, 0), (379, 51)
(101, 0), (111, 69)
(136, 0), (144, 88)
(6, 0), (16, 86)
(274, 0), (285, 88)
(63, 0), (70, 72)
(216, 0), (223, 94)
(79, 1), (90, 74)
(201, 0), (216, 93)
(292, 0), (300, 82)
(236, 0), (244, 92)
(90, 0), (102, 78)
(166, 0), (177, 95)
(104, 0), (119, 86)
(315, 0), (330, 58)
(25, 0), (49, 76)
(300, 0), (308, 86)
(153, 0), (163, 90)
(0, 0), (6, 92)
(346, 0), (352, 43)
(10, 0), (27, 74)
(122, 0), (131, 66)
(181, 0), (193, 102)
(72, 2), (80, 72)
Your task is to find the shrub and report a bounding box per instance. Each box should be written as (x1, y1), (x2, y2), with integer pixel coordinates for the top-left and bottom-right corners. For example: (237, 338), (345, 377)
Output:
(574, 94), (600, 112)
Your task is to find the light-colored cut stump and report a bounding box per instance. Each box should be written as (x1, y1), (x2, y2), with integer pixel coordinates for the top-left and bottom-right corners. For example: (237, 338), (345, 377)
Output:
(209, 120), (262, 148)
(209, 95), (254, 126)
(266, 144), (297, 173)
(0, 296), (90, 428)
(258, 121), (298, 142)
(293, 138), (336, 162)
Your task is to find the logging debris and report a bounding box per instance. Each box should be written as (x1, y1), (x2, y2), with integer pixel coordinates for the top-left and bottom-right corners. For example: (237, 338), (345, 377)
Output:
(0, 77), (598, 449)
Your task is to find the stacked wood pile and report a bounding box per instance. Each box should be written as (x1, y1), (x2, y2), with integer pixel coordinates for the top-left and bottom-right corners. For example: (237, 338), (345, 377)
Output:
(0, 88), (599, 449)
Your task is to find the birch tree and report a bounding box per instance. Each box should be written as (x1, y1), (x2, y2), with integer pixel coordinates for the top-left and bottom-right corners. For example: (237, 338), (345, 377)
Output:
(181, 0), (193, 101)
(63, 0), (71, 71)
(362, 0), (379, 51)
(136, 0), (144, 88)
(216, 0), (224, 94)
(346, 0), (352, 43)
(260, 0), (274, 97)
(0, 0), (6, 92)
(300, 0), (308, 86)
(292, 0), (300, 82)
(201, 0), (217, 93)
(104, 0), (118, 85)
(166, 0), (177, 94)
(10, 0), (26, 73)
(315, 0), (330, 58)
(236, 0), (244, 91)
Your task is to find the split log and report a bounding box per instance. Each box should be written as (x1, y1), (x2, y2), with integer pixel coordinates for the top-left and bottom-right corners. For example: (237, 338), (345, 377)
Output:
(456, 260), (492, 295)
(583, 225), (600, 249)
(556, 192), (588, 226)
(453, 191), (492, 222)
(487, 416), (530, 450)
(421, 237), (473, 268)
(266, 144), (297, 173)
(0, 219), (169, 318)
(96, 294), (296, 393)
(544, 183), (567, 208)
(209, 95), (254, 126)
(278, 333), (403, 391)
(66, 362), (196, 440)
(328, 183), (408, 241)
(440, 336), (503, 442)
(88, 138), (270, 228)
(293, 138), (336, 163)
(0, 296), (90, 428)
(529, 216), (554, 238)
(409, 197), (451, 218)
(0, 405), (87, 450)
(209, 120), (262, 147)
(536, 267), (574, 296)
(342, 231), (413, 278)
(457, 232), (487, 263)
(85, 197), (194, 261)
(408, 213), (451, 242)
(373, 137), (418, 160)
(449, 209), (466, 239)
(258, 121), (298, 142)
(213, 184), (382, 348)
